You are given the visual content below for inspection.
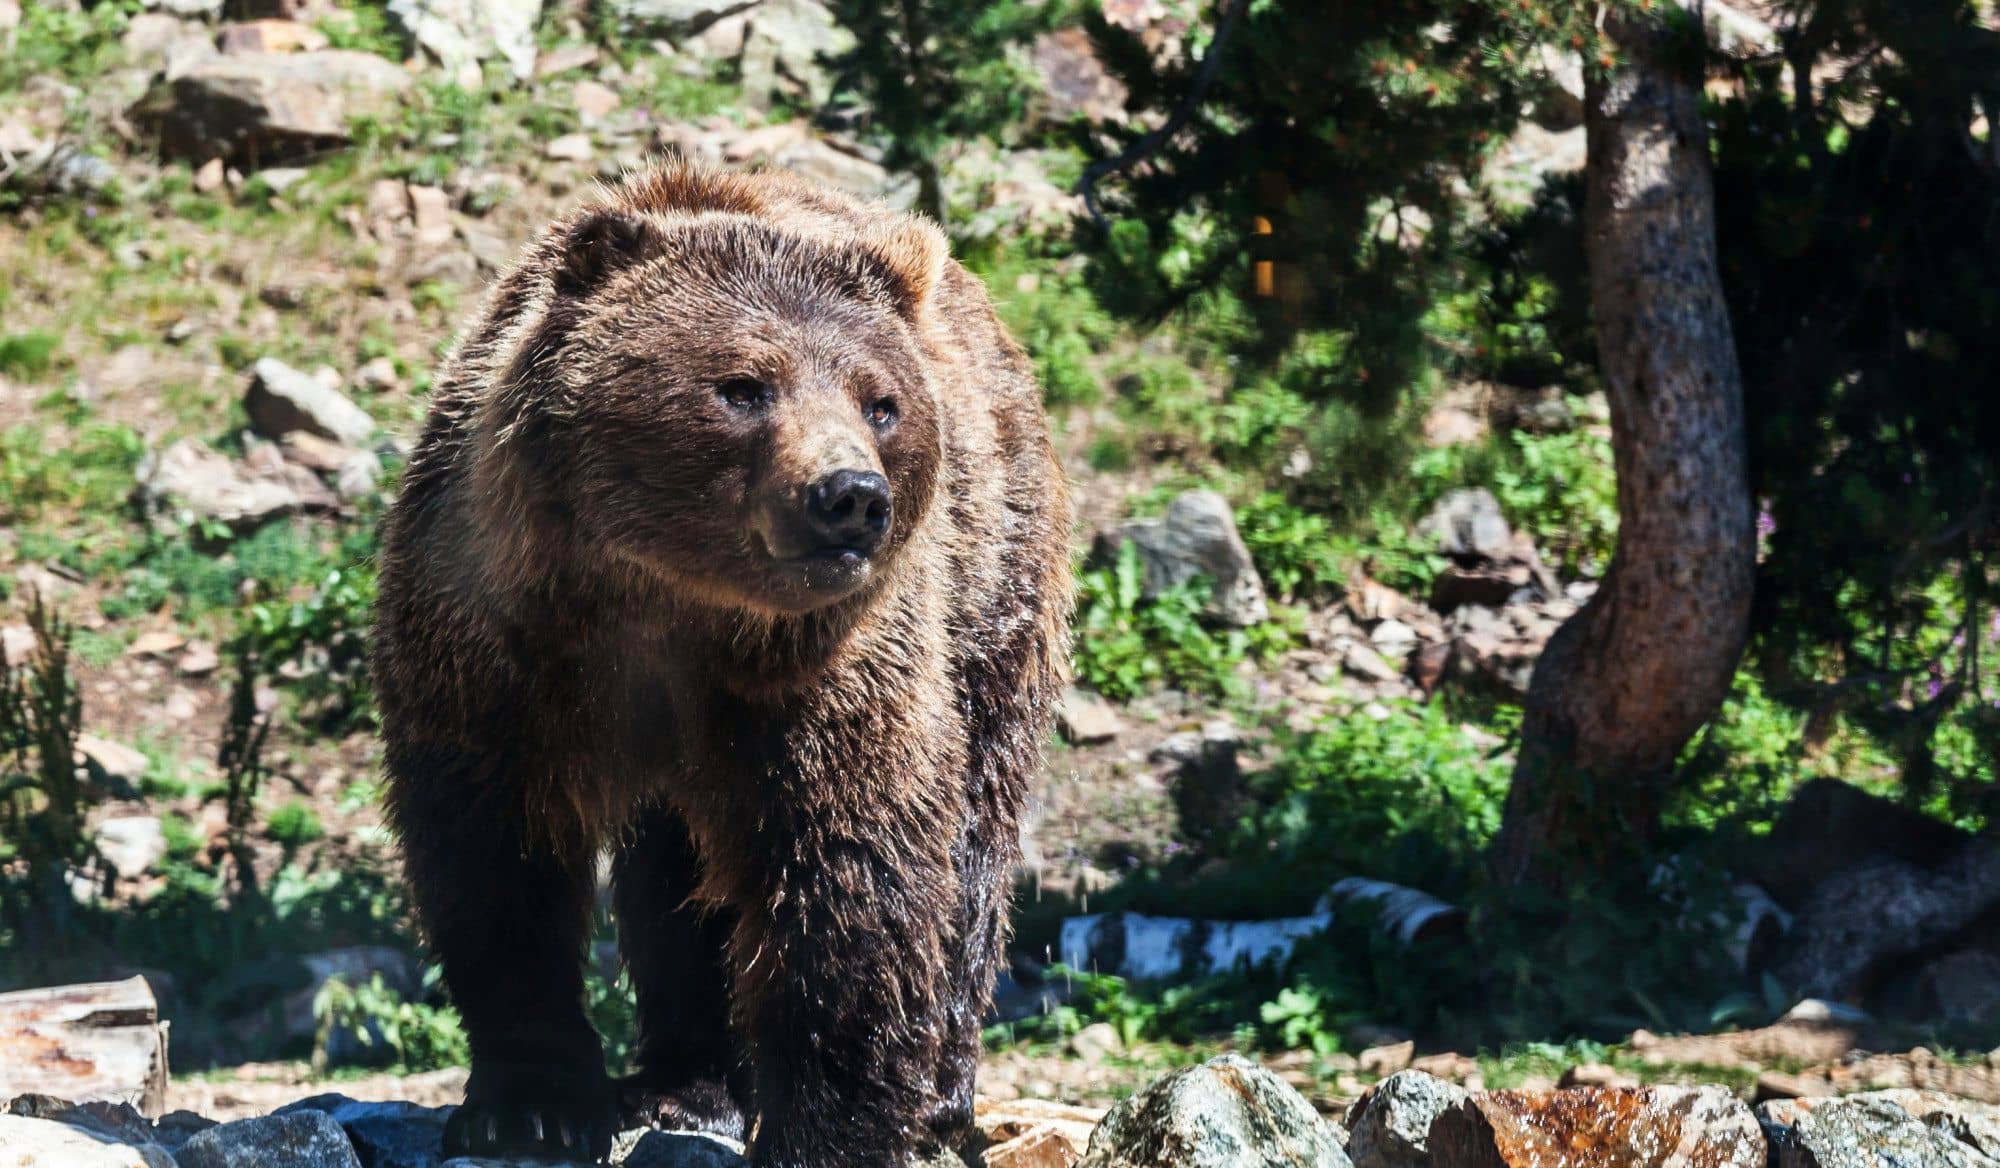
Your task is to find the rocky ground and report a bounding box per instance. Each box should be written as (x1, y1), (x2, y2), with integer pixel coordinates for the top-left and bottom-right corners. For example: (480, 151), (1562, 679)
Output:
(14, 1043), (2000, 1166)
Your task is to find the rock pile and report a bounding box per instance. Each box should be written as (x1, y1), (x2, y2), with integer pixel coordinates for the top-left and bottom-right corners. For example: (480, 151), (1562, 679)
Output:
(10, 1063), (2000, 1168)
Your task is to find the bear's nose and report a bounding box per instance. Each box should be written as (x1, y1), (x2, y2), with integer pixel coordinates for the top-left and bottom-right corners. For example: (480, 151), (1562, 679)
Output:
(804, 469), (891, 552)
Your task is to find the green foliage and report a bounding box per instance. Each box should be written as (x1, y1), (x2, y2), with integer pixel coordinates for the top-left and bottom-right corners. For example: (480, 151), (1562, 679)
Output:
(1235, 493), (1345, 603)
(586, 966), (640, 1076)
(0, 596), (92, 939)
(825, 0), (1076, 216)
(0, 1), (136, 91)
(1708, 0), (2000, 821)
(0, 422), (143, 521)
(1234, 703), (1511, 903)
(313, 971), (469, 1074)
(1071, 541), (1285, 701)
(0, 331), (60, 382)
(267, 801), (325, 851)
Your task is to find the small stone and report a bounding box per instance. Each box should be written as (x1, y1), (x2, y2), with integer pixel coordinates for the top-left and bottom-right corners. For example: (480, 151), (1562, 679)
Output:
(76, 735), (150, 783)
(573, 79), (621, 119)
(216, 19), (330, 54)
(1076, 1053), (1349, 1167)
(1558, 1063), (1640, 1089)
(174, 1111), (362, 1168)
(534, 43), (600, 77)
(280, 431), (356, 473)
(1, 625), (36, 669)
(257, 166), (310, 195)
(1057, 687), (1124, 745)
(1358, 1041), (1415, 1077)
(163, 691), (199, 721)
(1068, 1022), (1122, 1063)
(336, 450), (382, 502)
(354, 357), (400, 392)
(96, 816), (168, 879)
(367, 178), (409, 224)
(984, 1126), (1081, 1168)
(193, 156), (226, 193)
(1418, 488), (1513, 561)
(177, 642), (220, 676)
(407, 183), (453, 245)
(128, 630), (188, 658)
(545, 132), (593, 161)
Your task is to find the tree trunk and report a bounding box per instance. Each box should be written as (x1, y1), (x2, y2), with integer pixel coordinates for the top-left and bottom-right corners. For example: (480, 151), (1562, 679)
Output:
(1488, 5), (1756, 888)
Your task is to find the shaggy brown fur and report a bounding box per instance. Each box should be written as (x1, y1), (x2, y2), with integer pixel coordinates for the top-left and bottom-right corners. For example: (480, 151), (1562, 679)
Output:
(372, 162), (1072, 1167)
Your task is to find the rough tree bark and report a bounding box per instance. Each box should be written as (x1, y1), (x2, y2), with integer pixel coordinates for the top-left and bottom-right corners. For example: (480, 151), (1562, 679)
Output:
(1488, 4), (1756, 888)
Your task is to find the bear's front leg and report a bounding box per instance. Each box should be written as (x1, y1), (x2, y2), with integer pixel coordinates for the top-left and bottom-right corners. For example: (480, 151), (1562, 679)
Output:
(389, 767), (614, 1162)
(729, 820), (956, 1168)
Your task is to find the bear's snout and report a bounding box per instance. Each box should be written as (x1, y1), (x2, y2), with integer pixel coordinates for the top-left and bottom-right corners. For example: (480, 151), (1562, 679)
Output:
(803, 469), (891, 553)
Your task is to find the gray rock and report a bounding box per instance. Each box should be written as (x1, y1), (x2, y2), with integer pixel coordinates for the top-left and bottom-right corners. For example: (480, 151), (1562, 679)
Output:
(276, 1096), (450, 1168)
(174, 1112), (363, 1168)
(1759, 1092), (1999, 1168)
(95, 816), (167, 879)
(1775, 844), (2000, 1001)
(617, 1129), (749, 1167)
(1096, 491), (1270, 628)
(1, 143), (121, 200)
(146, 0), (224, 16)
(1077, 1053), (1350, 1168)
(0, 1115), (175, 1167)
(247, 358), (377, 447)
(1418, 488), (1512, 560)
(738, 0), (852, 108)
(601, 0), (757, 38)
(136, 50), (411, 163)
(1345, 1070), (1469, 1168)
(387, 0), (541, 81)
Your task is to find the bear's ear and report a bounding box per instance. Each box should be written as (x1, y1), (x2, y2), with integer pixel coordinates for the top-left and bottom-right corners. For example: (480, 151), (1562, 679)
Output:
(554, 209), (660, 296)
(857, 217), (948, 321)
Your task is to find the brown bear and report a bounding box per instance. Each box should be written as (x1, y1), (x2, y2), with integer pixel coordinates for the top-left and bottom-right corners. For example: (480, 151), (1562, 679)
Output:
(372, 162), (1072, 1166)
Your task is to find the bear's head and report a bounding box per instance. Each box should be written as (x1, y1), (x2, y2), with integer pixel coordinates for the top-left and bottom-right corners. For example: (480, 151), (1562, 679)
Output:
(489, 204), (949, 617)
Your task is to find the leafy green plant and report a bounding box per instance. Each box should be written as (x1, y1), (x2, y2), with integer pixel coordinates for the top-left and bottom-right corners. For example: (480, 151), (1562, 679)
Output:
(1236, 493), (1345, 602)
(1071, 541), (1269, 701)
(0, 331), (59, 381)
(313, 970), (469, 1074)
(0, 594), (94, 939)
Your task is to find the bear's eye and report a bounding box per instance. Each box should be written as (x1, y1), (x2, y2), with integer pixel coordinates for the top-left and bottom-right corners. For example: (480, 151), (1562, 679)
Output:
(716, 378), (769, 411)
(867, 398), (899, 428)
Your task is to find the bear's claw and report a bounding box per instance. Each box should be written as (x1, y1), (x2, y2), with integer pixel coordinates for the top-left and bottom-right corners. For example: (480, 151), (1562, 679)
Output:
(445, 1060), (615, 1163)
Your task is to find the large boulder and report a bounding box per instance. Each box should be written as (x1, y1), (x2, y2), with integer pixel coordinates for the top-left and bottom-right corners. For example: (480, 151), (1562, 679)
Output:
(1345, 1070), (1470, 1168)
(1432, 1085), (1765, 1168)
(1076, 1054), (1349, 1168)
(1759, 1092), (2000, 1168)
(387, 0), (542, 81)
(1774, 843), (2000, 1002)
(135, 49), (410, 163)
(173, 1111), (363, 1168)
(599, 0), (757, 37)
(737, 0), (852, 108)
(245, 358), (377, 447)
(0, 1114), (175, 1167)
(275, 1096), (449, 1168)
(1093, 490), (1271, 628)
(134, 439), (304, 531)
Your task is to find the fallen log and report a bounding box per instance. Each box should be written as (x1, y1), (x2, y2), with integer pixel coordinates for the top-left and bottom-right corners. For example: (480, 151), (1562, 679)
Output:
(0, 976), (168, 1117)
